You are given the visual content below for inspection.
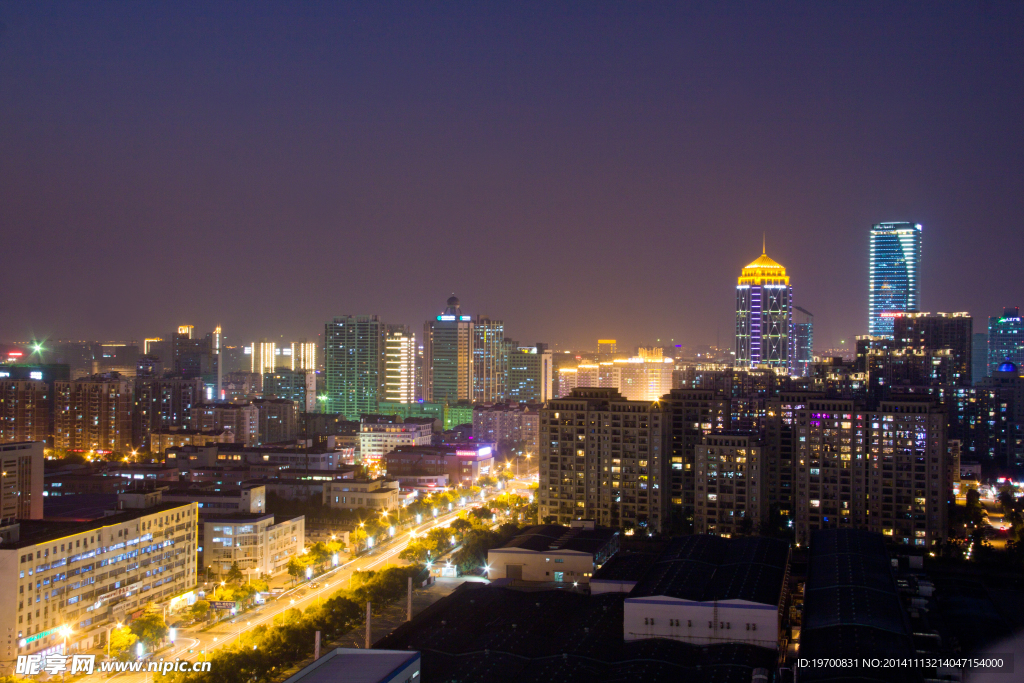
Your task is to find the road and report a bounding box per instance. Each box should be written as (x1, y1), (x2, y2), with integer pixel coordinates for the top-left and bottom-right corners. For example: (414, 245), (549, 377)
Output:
(107, 483), (532, 683)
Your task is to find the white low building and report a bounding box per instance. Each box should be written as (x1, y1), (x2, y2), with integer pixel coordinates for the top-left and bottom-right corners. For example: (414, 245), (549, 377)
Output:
(202, 513), (305, 578)
(325, 479), (400, 512)
(486, 521), (618, 584)
(623, 534), (789, 649)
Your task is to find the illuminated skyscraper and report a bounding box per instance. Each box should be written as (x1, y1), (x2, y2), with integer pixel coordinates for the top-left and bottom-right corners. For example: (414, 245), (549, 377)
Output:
(250, 340), (277, 375)
(324, 315), (384, 419)
(385, 326), (417, 404)
(793, 307), (814, 378)
(988, 307), (1024, 377)
(869, 222), (922, 337)
(473, 316), (507, 402)
(735, 244), (793, 370)
(290, 341), (317, 371)
(423, 296), (474, 403)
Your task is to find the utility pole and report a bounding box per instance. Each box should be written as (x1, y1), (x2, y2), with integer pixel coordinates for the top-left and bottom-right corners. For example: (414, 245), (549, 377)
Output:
(365, 602), (371, 649)
(407, 576), (413, 621)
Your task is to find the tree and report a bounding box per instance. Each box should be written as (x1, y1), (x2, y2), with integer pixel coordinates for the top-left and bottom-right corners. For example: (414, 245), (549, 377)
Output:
(226, 562), (244, 584)
(130, 610), (169, 648)
(109, 625), (138, 661)
(189, 600), (210, 623)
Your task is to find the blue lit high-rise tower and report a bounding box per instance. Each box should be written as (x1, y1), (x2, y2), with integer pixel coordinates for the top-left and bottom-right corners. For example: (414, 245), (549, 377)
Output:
(736, 244), (793, 371)
(988, 307), (1024, 377)
(869, 222), (922, 337)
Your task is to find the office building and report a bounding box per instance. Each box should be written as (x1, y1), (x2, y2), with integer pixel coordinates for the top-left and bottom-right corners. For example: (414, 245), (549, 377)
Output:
(868, 222), (922, 337)
(793, 398), (948, 547)
(0, 379), (50, 445)
(423, 296), (474, 403)
(793, 307), (814, 378)
(735, 245), (793, 371)
(202, 513), (304, 579)
(132, 376), (205, 451)
(507, 344), (553, 403)
(54, 373), (135, 455)
(173, 326), (218, 381)
(0, 496), (198, 661)
(893, 312), (973, 385)
(263, 368), (316, 413)
(539, 388), (669, 533)
(988, 307), (1024, 377)
(383, 327), (416, 404)
(473, 317), (507, 402)
(693, 434), (765, 536)
(324, 479), (400, 511)
(189, 402), (259, 446)
(0, 442), (44, 520)
(358, 416), (434, 465)
(289, 341), (317, 371)
(558, 367), (578, 397)
(324, 315), (384, 420)
(597, 340), (617, 355)
(614, 357), (674, 402)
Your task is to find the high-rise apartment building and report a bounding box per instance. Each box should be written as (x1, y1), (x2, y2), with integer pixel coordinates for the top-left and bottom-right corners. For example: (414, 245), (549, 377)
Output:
(793, 398), (947, 547)
(384, 327), (417, 404)
(988, 307), (1024, 377)
(249, 340), (277, 375)
(189, 402), (259, 445)
(0, 441), (44, 519)
(252, 398), (299, 444)
(173, 326), (218, 381)
(507, 344), (554, 403)
(133, 376), (205, 450)
(539, 388), (669, 532)
(869, 222), (922, 337)
(661, 389), (731, 516)
(324, 315), (384, 419)
(557, 367), (578, 397)
(735, 246), (793, 371)
(290, 341), (317, 371)
(597, 340), (617, 355)
(694, 434), (765, 535)
(473, 402), (541, 454)
(473, 317), (507, 402)
(423, 296), (474, 403)
(54, 373), (135, 454)
(0, 380), (50, 445)
(893, 312), (973, 385)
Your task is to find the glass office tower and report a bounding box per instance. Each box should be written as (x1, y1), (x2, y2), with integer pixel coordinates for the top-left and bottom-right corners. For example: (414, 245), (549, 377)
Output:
(869, 222), (922, 337)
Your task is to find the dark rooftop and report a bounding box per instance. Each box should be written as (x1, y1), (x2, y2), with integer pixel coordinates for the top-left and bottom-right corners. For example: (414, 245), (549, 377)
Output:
(591, 552), (658, 583)
(3, 501), (193, 549)
(499, 524), (618, 556)
(628, 534), (789, 605)
(799, 529), (917, 683)
(374, 584), (777, 683)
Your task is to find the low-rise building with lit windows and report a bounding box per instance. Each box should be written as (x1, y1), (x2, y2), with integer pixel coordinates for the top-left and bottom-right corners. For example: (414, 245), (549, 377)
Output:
(200, 513), (304, 580)
(324, 479), (400, 512)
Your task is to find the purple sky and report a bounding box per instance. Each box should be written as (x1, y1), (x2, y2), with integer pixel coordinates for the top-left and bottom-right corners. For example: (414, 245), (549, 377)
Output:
(1, 2), (1022, 352)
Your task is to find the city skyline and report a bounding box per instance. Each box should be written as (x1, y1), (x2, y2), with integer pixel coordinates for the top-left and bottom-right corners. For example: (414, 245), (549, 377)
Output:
(2, 3), (1023, 349)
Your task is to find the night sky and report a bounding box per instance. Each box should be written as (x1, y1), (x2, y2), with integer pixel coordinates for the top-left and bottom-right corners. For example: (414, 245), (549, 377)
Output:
(2, 2), (1022, 352)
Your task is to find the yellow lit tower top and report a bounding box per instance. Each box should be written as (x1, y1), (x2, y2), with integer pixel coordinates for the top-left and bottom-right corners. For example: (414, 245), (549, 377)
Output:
(737, 235), (790, 286)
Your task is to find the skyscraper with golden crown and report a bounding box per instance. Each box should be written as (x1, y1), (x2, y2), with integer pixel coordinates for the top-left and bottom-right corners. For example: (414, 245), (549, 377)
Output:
(736, 241), (793, 371)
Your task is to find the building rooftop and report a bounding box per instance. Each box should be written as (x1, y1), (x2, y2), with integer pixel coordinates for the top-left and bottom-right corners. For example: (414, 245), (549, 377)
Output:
(281, 648), (419, 683)
(799, 529), (915, 683)
(628, 535), (789, 606)
(374, 584), (777, 683)
(498, 524), (618, 556)
(591, 551), (658, 583)
(2, 501), (193, 549)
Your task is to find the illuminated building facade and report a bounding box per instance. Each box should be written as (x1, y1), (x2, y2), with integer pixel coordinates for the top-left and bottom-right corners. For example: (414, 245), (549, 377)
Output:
(892, 312), (973, 386)
(324, 315), (384, 419)
(290, 341), (316, 371)
(597, 340), (617, 355)
(793, 307), (814, 378)
(423, 296), (474, 403)
(507, 344), (553, 403)
(988, 307), (1024, 377)
(0, 380), (50, 445)
(249, 340), (277, 375)
(263, 369), (316, 412)
(132, 376), (205, 450)
(539, 388), (670, 533)
(869, 222), (922, 337)
(473, 317), (507, 402)
(735, 246), (793, 371)
(384, 327), (416, 404)
(54, 373), (135, 454)
(694, 434), (765, 535)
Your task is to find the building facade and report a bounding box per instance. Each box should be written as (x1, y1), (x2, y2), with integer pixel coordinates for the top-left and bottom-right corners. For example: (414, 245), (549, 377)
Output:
(324, 315), (383, 420)
(539, 389), (669, 533)
(384, 327), (416, 404)
(988, 307), (1024, 378)
(54, 373), (135, 454)
(423, 296), (474, 403)
(507, 345), (553, 403)
(693, 434), (765, 536)
(0, 380), (50, 445)
(472, 317), (507, 403)
(358, 416), (434, 465)
(869, 222), (922, 337)
(893, 312), (973, 386)
(202, 513), (304, 579)
(735, 248), (793, 371)
(189, 403), (259, 446)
